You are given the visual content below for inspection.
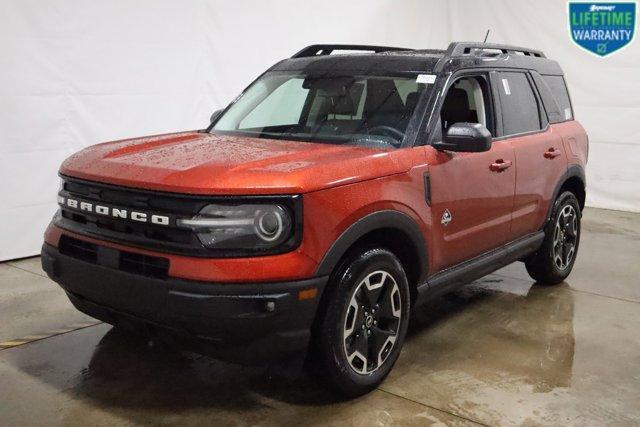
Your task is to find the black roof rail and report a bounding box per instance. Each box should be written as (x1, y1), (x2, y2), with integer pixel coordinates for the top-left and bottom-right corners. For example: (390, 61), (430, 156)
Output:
(291, 44), (412, 58)
(445, 42), (546, 58)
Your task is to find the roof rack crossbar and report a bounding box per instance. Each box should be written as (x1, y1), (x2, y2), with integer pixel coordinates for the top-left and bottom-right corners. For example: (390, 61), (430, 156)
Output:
(446, 42), (546, 58)
(291, 44), (412, 58)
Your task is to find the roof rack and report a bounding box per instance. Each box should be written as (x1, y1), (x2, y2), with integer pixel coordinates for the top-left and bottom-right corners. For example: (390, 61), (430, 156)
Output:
(291, 44), (412, 58)
(445, 42), (546, 58)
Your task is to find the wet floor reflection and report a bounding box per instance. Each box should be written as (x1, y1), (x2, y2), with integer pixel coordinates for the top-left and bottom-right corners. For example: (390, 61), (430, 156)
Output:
(2, 274), (582, 425)
(78, 327), (344, 409)
(405, 279), (575, 392)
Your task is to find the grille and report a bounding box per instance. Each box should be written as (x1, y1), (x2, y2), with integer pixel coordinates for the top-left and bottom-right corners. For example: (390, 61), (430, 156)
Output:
(55, 175), (302, 257)
(56, 176), (209, 255)
(59, 235), (169, 279)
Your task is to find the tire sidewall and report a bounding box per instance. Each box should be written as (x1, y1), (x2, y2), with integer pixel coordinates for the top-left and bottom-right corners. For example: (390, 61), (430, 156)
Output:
(544, 191), (582, 276)
(321, 248), (411, 393)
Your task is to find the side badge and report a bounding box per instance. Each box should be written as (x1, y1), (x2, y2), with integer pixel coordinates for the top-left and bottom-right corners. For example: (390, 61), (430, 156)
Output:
(441, 209), (452, 226)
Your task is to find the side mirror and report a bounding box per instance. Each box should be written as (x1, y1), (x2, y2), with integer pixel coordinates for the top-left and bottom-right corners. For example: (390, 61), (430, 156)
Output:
(210, 109), (223, 124)
(433, 122), (492, 152)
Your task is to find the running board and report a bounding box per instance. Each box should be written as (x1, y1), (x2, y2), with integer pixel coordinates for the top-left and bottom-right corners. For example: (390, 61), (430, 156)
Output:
(415, 231), (544, 305)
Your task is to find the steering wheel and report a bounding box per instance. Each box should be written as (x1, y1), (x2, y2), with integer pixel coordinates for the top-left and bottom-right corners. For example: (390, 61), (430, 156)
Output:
(367, 125), (405, 144)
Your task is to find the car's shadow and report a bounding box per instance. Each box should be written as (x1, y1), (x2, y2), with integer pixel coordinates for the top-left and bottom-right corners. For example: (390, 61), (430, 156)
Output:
(10, 277), (575, 419)
(77, 326), (345, 409)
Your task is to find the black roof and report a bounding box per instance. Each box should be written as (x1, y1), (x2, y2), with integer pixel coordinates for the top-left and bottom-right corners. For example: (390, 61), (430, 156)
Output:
(271, 42), (564, 76)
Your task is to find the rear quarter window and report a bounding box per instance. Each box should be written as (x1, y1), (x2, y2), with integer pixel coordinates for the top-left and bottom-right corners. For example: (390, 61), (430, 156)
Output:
(543, 75), (573, 122)
(531, 72), (563, 124)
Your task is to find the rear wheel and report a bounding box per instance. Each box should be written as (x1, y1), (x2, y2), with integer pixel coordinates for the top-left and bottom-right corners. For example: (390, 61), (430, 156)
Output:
(310, 248), (410, 397)
(525, 191), (581, 285)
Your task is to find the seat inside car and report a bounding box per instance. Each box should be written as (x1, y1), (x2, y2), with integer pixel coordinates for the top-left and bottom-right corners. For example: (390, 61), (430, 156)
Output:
(363, 79), (406, 129)
(441, 87), (478, 130)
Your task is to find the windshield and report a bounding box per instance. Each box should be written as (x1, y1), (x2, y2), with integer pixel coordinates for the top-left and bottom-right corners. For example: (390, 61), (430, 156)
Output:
(212, 71), (429, 148)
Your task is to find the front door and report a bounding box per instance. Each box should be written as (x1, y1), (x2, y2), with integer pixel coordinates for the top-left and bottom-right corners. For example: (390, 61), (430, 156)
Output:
(426, 73), (516, 272)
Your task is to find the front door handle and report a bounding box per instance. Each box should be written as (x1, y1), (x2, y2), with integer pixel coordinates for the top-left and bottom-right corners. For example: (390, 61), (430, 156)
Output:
(490, 159), (512, 172)
(544, 147), (562, 159)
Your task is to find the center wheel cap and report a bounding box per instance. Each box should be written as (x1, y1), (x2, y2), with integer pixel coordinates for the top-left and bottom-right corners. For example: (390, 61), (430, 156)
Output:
(365, 314), (374, 328)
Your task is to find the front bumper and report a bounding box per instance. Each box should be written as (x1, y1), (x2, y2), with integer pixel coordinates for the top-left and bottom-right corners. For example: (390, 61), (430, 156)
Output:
(41, 243), (327, 364)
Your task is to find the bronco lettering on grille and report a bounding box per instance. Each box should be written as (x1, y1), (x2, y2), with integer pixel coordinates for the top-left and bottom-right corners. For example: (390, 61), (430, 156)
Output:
(58, 196), (171, 226)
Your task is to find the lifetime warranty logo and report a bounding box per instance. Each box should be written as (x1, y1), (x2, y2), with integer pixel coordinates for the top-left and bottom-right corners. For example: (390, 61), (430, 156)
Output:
(569, 2), (637, 56)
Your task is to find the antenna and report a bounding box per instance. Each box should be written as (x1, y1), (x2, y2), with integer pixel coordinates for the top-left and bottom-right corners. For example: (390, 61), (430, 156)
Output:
(483, 29), (490, 43)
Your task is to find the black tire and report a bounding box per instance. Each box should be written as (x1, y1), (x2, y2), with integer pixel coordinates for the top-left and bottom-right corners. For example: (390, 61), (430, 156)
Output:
(525, 191), (581, 285)
(309, 247), (411, 397)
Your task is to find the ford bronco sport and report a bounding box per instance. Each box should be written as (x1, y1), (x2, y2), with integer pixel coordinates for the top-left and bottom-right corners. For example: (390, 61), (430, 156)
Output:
(42, 42), (588, 396)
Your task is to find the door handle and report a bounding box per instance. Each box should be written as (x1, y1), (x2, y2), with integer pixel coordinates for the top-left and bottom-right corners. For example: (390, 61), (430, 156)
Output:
(490, 159), (512, 172)
(544, 147), (562, 159)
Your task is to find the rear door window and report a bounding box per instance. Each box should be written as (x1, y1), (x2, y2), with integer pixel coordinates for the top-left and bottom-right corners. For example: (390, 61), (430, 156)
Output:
(497, 72), (542, 136)
(543, 75), (573, 121)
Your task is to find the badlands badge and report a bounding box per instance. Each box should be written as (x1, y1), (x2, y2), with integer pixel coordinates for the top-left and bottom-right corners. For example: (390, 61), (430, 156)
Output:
(569, 2), (637, 56)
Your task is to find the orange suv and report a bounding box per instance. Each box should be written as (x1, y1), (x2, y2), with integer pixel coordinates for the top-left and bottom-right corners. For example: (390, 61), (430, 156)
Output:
(42, 43), (588, 396)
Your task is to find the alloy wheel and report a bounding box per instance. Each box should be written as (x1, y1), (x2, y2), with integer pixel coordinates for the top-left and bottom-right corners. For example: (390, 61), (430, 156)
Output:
(342, 270), (402, 374)
(553, 205), (578, 270)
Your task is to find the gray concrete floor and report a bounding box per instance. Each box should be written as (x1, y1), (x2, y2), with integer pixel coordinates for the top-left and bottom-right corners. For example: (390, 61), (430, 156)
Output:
(1, 207), (639, 426)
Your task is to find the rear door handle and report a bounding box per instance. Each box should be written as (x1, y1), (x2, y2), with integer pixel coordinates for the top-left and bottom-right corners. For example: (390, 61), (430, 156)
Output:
(544, 147), (562, 159)
(490, 159), (512, 172)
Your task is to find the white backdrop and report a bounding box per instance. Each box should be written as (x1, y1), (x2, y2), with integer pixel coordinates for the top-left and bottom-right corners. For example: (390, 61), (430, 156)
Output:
(1, 0), (639, 260)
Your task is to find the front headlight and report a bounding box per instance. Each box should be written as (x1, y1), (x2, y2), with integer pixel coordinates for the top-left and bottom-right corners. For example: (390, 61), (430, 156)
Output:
(177, 203), (295, 251)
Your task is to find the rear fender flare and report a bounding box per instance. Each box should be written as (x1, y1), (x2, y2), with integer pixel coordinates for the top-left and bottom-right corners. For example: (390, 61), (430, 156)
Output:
(545, 164), (586, 224)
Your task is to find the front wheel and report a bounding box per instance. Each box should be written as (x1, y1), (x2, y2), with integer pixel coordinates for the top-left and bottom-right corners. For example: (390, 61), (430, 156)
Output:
(310, 248), (411, 397)
(525, 191), (581, 285)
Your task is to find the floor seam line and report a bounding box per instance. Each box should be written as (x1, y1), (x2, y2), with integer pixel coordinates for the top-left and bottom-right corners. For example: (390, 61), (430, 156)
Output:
(0, 322), (103, 351)
(4, 263), (48, 279)
(491, 272), (640, 304)
(567, 287), (640, 304)
(377, 388), (488, 426)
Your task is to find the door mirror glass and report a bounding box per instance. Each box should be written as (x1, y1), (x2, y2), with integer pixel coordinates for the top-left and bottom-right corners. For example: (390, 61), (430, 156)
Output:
(433, 122), (492, 152)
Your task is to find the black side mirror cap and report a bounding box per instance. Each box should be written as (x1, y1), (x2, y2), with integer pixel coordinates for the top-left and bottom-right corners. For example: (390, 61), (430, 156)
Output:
(433, 122), (492, 152)
(210, 109), (223, 124)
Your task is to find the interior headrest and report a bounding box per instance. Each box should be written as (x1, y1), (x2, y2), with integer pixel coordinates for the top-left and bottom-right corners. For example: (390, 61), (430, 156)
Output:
(441, 87), (473, 126)
(332, 94), (356, 115)
(364, 79), (405, 116)
(405, 92), (420, 111)
(443, 88), (469, 112)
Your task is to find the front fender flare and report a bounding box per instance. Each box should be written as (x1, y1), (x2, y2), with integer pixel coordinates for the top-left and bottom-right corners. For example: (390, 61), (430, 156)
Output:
(314, 210), (428, 280)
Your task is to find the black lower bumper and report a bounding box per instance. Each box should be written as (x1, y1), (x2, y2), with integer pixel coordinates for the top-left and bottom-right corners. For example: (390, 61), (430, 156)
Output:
(41, 243), (327, 364)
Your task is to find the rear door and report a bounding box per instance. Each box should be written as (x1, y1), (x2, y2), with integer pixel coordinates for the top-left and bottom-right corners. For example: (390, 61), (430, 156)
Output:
(495, 71), (568, 240)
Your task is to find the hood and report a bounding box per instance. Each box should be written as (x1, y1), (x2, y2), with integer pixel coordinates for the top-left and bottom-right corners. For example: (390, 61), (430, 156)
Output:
(60, 131), (413, 195)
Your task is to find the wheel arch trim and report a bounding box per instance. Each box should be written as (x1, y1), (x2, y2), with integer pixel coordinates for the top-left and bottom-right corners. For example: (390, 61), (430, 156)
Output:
(314, 210), (428, 281)
(546, 164), (586, 224)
